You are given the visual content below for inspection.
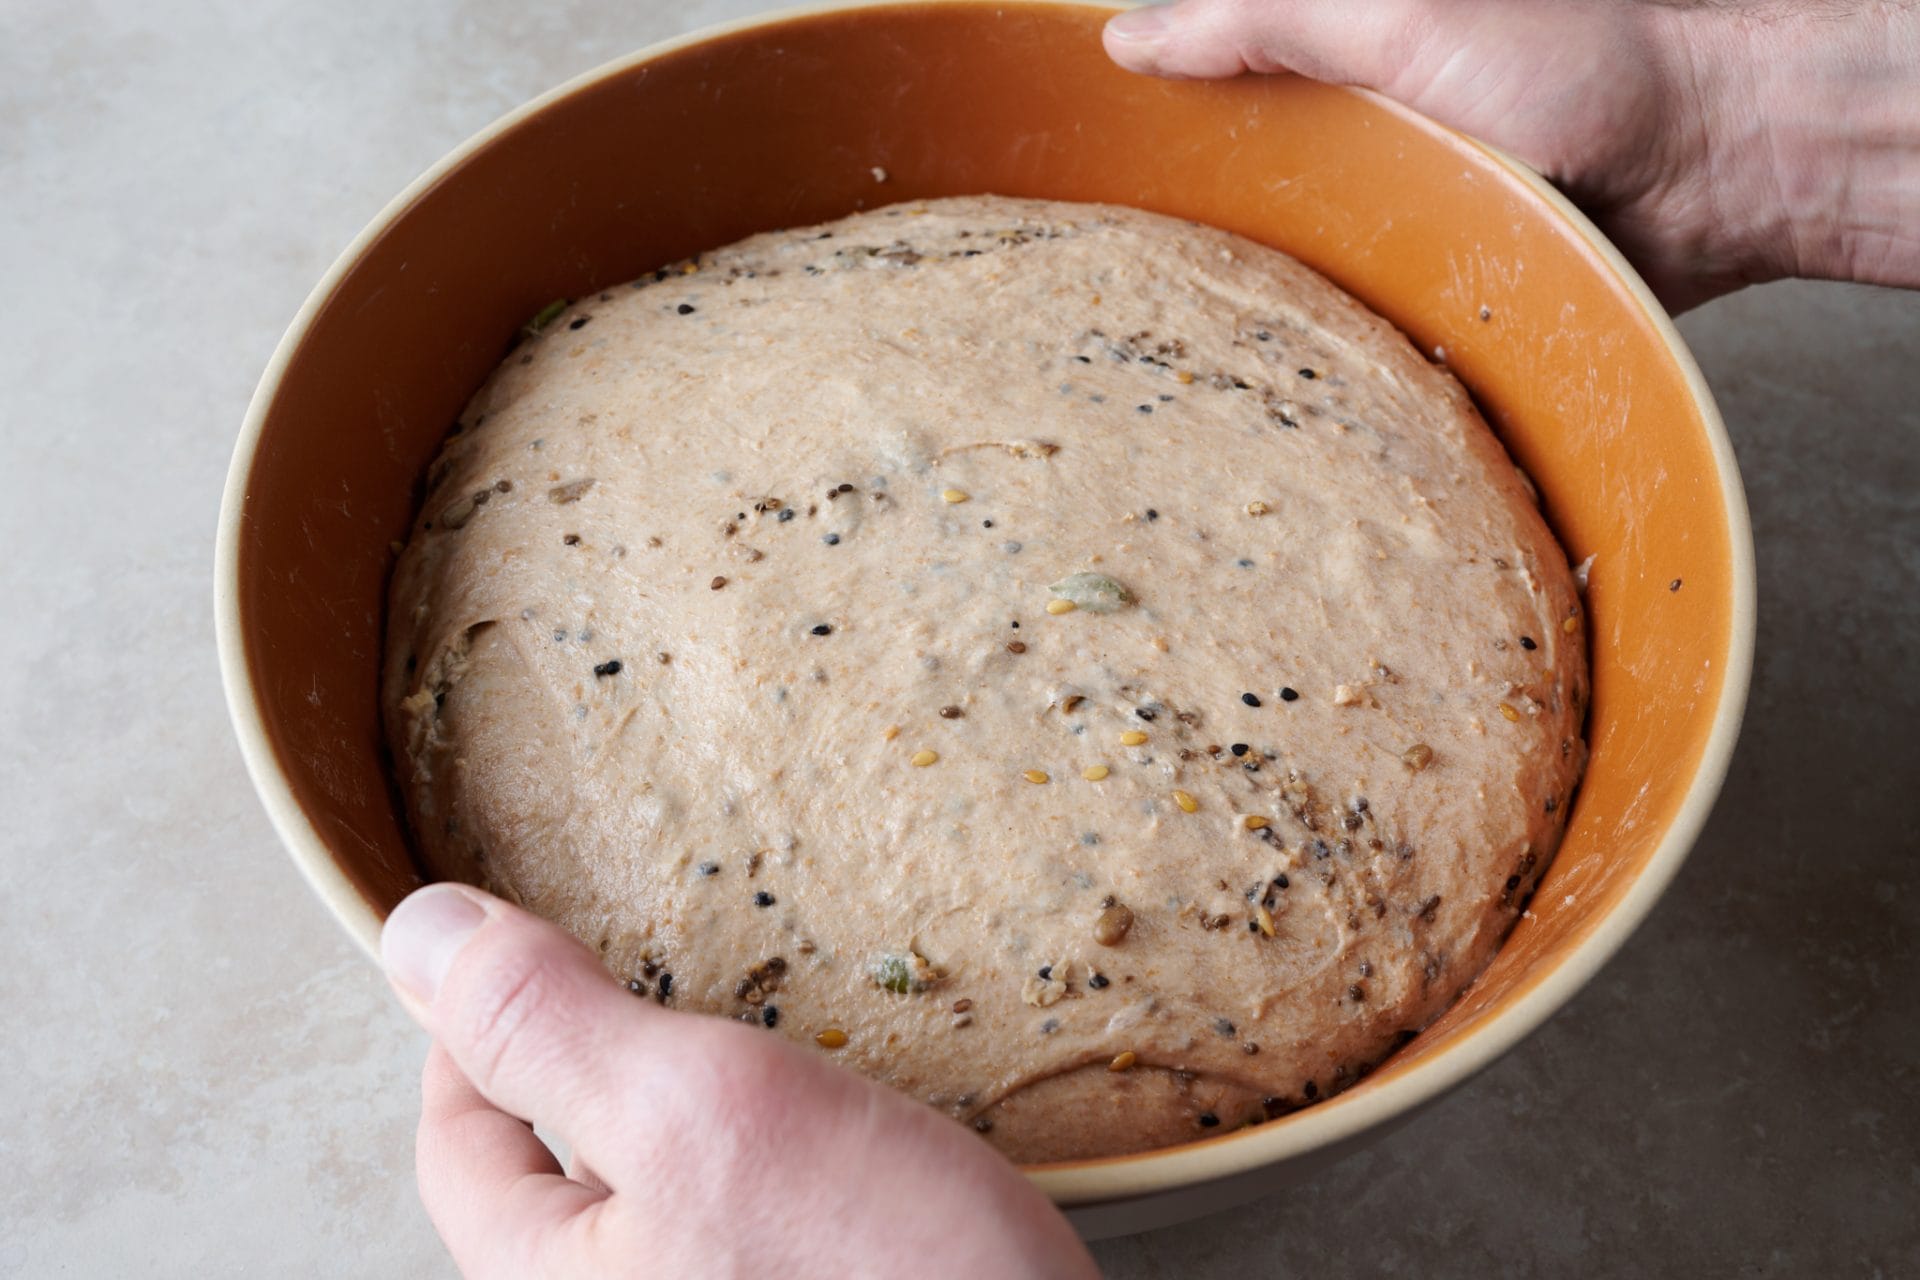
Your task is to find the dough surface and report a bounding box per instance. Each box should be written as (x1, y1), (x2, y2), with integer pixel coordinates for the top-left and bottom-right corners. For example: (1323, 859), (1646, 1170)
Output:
(384, 196), (1587, 1162)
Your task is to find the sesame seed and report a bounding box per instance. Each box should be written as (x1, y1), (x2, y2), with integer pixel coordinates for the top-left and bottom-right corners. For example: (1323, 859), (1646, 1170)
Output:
(1498, 703), (1521, 722)
(1037, 965), (1052, 979)
(1241, 692), (1262, 707)
(1297, 368), (1317, 379)
(1403, 743), (1435, 771)
(1198, 1112), (1220, 1128)
(593, 660), (622, 678)
(753, 891), (775, 907)
(1245, 500), (1270, 516)
(1519, 635), (1537, 650)
(761, 1006), (780, 1028)
(1023, 769), (1050, 784)
(1255, 904), (1276, 936)
(697, 861), (719, 876)
(810, 623), (832, 636)
(1563, 614), (1579, 633)
(676, 303), (696, 315)
(1082, 765), (1110, 781)
(1173, 790), (1198, 813)
(777, 508), (796, 522)
(1005, 640), (1027, 654)
(941, 488), (970, 504)
(939, 705), (964, 719)
(710, 575), (727, 590)
(1088, 972), (1110, 989)
(1120, 730), (1149, 746)
(824, 533), (841, 545)
(1108, 1051), (1137, 1072)
(815, 1028), (848, 1049)
(1230, 743), (1248, 757)
(1279, 687), (1299, 702)
(1045, 598), (1076, 615)
(910, 750), (939, 767)
(658, 973), (673, 997)
(1244, 815), (1270, 831)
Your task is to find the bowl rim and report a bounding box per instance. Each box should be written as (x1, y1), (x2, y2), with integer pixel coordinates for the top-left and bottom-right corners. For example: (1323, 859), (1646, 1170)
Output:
(214, 0), (1757, 1207)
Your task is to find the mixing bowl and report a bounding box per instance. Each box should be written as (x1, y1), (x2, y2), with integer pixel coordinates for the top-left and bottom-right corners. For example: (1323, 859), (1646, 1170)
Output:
(216, 0), (1754, 1237)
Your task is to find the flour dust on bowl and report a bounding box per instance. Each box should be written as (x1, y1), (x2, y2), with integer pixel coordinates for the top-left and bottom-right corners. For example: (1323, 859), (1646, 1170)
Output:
(214, 0), (1754, 1237)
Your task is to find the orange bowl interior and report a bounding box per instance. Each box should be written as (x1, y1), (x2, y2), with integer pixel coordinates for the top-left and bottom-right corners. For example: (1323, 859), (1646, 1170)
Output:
(226, 0), (1744, 1188)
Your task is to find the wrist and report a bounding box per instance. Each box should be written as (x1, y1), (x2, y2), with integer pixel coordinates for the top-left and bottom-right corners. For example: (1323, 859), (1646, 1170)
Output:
(1676, 1), (1920, 293)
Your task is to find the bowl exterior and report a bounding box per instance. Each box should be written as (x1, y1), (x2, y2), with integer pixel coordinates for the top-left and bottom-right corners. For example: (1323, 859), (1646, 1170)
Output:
(216, 0), (1753, 1220)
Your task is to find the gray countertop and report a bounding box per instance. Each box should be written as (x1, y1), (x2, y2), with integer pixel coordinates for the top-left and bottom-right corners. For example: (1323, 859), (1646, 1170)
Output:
(4, 1), (1914, 1274)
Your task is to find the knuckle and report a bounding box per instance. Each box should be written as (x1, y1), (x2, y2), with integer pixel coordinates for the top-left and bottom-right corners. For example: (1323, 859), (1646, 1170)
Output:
(448, 940), (571, 1093)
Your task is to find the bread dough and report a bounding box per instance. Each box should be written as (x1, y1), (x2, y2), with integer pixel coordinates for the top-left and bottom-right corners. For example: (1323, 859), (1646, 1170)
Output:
(384, 196), (1587, 1162)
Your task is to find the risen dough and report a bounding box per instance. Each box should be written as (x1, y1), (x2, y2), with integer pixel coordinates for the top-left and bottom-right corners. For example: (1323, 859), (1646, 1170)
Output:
(384, 196), (1587, 1162)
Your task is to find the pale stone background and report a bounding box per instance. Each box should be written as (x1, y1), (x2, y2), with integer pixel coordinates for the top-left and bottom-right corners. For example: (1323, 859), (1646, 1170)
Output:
(2, 1), (1914, 1275)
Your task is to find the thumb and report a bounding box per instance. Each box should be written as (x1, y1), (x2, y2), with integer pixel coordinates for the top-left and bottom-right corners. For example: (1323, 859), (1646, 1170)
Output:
(1103, 0), (1423, 85)
(381, 883), (668, 1174)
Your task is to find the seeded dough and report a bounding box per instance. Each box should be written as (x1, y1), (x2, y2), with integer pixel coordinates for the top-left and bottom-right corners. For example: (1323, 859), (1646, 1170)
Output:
(384, 196), (1587, 1163)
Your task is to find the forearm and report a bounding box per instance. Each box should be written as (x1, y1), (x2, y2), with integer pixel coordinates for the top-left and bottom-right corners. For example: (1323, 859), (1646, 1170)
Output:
(1675, 0), (1920, 293)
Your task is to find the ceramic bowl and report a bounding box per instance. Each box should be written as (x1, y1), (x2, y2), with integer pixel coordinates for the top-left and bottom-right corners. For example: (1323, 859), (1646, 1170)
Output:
(216, 0), (1754, 1237)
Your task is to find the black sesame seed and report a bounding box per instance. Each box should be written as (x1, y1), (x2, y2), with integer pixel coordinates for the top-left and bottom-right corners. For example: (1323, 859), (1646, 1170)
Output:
(1158, 393), (1174, 402)
(1519, 635), (1537, 650)
(1230, 743), (1249, 757)
(1241, 692), (1262, 707)
(1145, 508), (1159, 521)
(1273, 874), (1289, 888)
(1279, 687), (1299, 702)
(568, 315), (591, 330)
(753, 891), (775, 907)
(1136, 404), (1153, 414)
(593, 660), (622, 678)
(1040, 1018), (1060, 1034)
(1037, 965), (1053, 980)
(761, 1005), (780, 1028)
(810, 624), (833, 636)
(1670, 578), (1683, 592)
(1298, 368), (1317, 379)
(1135, 708), (1157, 721)
(1072, 355), (1091, 363)
(1198, 1112), (1220, 1128)
(658, 973), (673, 997)
(1089, 972), (1110, 989)
(1216, 1018), (1236, 1036)
(823, 533), (841, 545)
(981, 519), (993, 529)
(676, 303), (696, 315)
(698, 861), (719, 877)
(1303, 1081), (1319, 1100)
(777, 507), (796, 522)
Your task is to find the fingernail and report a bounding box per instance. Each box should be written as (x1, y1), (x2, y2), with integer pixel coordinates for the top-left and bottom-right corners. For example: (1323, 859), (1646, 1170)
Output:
(1106, 3), (1172, 43)
(382, 884), (487, 1001)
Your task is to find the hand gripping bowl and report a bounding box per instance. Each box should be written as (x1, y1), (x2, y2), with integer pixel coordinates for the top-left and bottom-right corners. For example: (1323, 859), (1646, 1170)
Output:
(215, 0), (1754, 1238)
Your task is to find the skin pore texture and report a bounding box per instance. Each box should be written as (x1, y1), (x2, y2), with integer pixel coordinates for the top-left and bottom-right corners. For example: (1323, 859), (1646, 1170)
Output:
(384, 196), (1586, 1163)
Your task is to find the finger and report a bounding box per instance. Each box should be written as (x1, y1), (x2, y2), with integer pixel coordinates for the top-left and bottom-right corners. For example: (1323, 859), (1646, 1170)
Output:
(416, 1044), (606, 1280)
(1103, 0), (1422, 85)
(382, 883), (671, 1176)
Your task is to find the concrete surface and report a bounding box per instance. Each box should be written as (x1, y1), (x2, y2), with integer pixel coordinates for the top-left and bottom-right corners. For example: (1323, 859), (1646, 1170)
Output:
(2, 0), (1914, 1275)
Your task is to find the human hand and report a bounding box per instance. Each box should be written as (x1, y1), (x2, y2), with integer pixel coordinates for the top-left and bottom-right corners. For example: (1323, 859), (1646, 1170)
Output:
(1104, 0), (1920, 310)
(380, 884), (1099, 1279)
